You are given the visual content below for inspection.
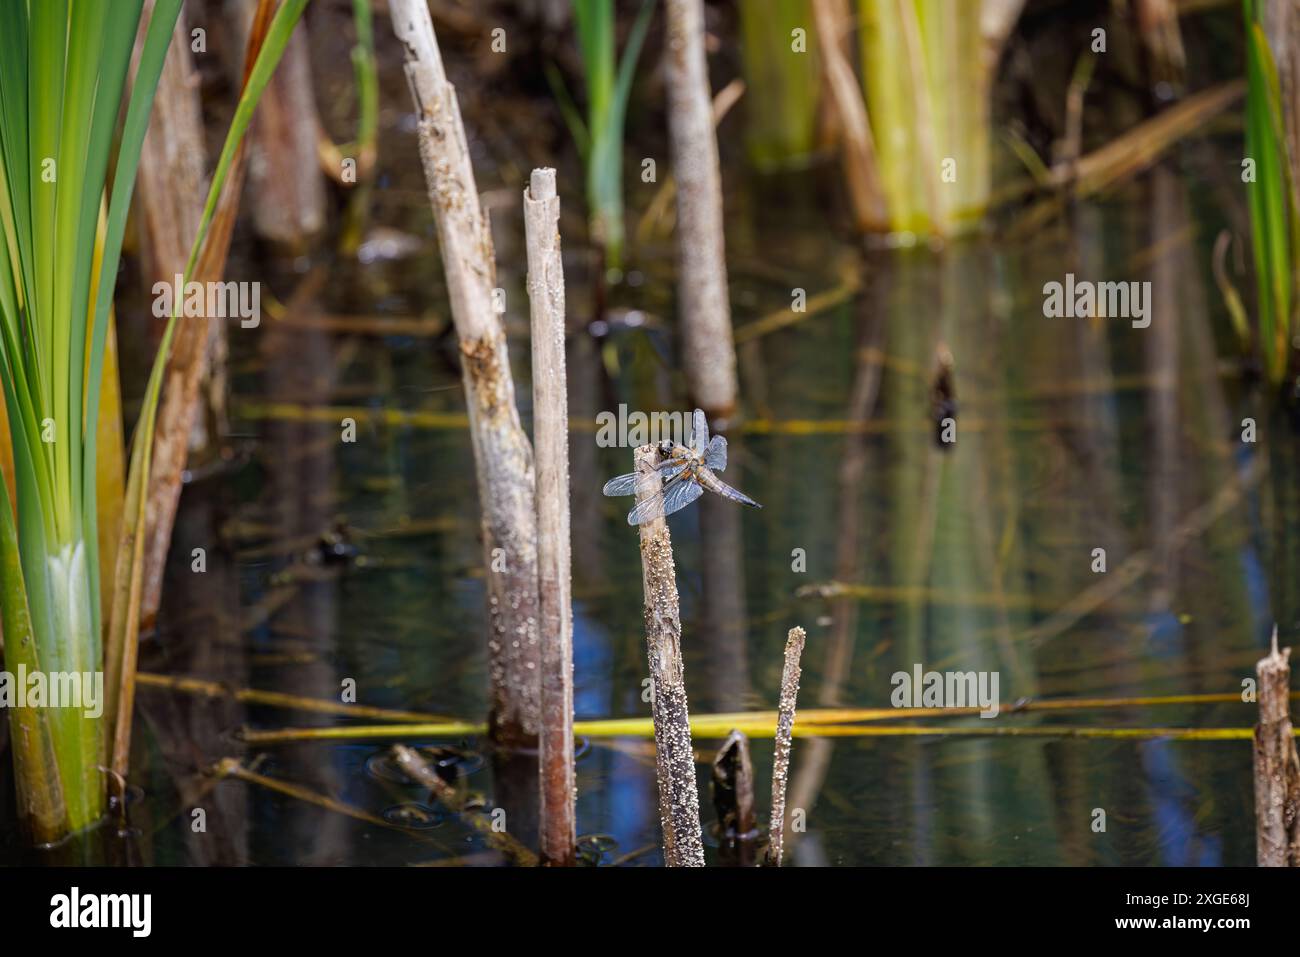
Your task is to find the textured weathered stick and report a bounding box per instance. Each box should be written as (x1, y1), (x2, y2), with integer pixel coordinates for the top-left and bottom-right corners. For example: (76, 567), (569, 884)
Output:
(633, 444), (705, 866)
(389, 0), (541, 744)
(766, 626), (806, 866)
(1254, 629), (1300, 866)
(664, 0), (738, 422)
(525, 168), (575, 866)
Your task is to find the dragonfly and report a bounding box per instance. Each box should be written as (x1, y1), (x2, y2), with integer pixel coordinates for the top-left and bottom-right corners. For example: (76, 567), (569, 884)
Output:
(602, 409), (762, 525)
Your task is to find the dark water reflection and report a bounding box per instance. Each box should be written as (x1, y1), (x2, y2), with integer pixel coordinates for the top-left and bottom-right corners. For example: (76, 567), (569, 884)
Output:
(1, 141), (1289, 866)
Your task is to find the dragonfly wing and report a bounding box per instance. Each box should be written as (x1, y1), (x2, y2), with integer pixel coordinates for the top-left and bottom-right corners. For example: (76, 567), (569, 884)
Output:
(656, 461), (689, 479)
(691, 408), (709, 454)
(626, 473), (702, 525)
(608, 459), (687, 504)
(704, 473), (762, 508)
(704, 434), (727, 472)
(602, 472), (642, 496)
(662, 473), (704, 516)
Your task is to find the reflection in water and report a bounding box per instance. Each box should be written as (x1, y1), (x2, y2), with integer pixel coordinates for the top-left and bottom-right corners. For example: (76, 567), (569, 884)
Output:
(1, 145), (1282, 864)
(255, 289), (348, 865)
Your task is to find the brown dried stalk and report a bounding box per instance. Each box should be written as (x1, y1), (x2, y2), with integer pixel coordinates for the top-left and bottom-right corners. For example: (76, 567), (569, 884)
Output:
(1254, 629), (1300, 866)
(525, 168), (576, 865)
(664, 0), (738, 422)
(766, 626), (806, 866)
(389, 0), (541, 744)
(633, 444), (704, 866)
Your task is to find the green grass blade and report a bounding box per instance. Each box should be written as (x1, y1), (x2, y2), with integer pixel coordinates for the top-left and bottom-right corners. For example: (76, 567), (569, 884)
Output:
(81, 0), (181, 655)
(27, 0), (66, 440)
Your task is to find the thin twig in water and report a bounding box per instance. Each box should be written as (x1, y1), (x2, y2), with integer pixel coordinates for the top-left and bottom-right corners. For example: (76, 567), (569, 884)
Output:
(209, 757), (447, 852)
(136, 671), (453, 722)
(390, 745), (539, 866)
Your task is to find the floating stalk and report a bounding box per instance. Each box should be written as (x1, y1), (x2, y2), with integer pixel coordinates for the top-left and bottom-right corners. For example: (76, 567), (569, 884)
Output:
(391, 745), (539, 866)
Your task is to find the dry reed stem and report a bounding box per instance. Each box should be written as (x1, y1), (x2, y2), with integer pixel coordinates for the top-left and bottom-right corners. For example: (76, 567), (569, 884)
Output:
(525, 168), (576, 866)
(766, 626), (805, 866)
(633, 444), (704, 866)
(389, 0), (541, 744)
(1254, 629), (1300, 866)
(665, 0), (738, 421)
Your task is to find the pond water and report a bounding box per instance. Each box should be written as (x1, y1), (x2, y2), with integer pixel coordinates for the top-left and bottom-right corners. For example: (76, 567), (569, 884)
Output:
(2, 2), (1290, 867)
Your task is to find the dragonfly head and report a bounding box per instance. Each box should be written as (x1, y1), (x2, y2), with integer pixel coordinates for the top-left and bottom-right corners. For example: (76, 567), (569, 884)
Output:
(656, 439), (676, 460)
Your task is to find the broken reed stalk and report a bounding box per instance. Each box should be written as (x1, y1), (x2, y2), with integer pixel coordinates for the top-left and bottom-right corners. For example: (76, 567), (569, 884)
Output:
(766, 626), (806, 866)
(391, 745), (539, 866)
(1253, 631), (1300, 866)
(712, 729), (757, 865)
(525, 168), (576, 866)
(390, 0), (542, 745)
(633, 444), (705, 866)
(664, 0), (738, 422)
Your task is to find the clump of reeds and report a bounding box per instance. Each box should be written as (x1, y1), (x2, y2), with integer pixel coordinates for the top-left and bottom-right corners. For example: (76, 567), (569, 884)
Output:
(852, 0), (1024, 236)
(0, 0), (307, 843)
(552, 0), (654, 270)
